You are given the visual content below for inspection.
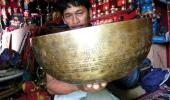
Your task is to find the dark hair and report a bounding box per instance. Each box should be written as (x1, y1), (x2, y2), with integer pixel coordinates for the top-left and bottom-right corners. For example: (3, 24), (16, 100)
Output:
(57, 0), (91, 15)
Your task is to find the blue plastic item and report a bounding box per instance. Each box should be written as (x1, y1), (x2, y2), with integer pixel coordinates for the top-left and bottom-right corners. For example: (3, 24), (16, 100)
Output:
(141, 68), (169, 92)
(152, 36), (167, 43)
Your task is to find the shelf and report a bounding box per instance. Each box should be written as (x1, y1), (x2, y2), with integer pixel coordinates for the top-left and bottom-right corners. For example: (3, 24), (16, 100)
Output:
(0, 69), (23, 82)
(90, 9), (138, 22)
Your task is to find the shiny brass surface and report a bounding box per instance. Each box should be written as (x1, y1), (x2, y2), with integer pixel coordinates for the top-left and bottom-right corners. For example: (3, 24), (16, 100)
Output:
(32, 18), (152, 84)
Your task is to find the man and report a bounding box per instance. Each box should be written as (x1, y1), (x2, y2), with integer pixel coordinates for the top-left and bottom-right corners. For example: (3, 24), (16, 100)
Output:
(46, 0), (119, 100)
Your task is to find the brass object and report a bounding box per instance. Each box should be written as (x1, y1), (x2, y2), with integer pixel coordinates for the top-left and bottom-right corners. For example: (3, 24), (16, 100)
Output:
(32, 18), (152, 84)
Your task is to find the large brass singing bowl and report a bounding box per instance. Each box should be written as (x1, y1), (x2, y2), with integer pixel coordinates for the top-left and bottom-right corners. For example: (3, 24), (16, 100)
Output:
(32, 18), (152, 84)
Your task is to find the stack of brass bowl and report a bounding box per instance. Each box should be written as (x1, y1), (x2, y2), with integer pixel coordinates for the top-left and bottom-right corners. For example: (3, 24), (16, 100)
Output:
(32, 18), (152, 84)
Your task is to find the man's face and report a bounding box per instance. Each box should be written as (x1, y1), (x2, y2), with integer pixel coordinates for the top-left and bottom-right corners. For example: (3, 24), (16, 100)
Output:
(63, 5), (90, 29)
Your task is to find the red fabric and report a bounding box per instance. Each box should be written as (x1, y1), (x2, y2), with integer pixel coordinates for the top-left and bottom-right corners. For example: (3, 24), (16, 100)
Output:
(17, 91), (51, 100)
(167, 44), (170, 69)
(18, 81), (51, 100)
(117, 0), (123, 7)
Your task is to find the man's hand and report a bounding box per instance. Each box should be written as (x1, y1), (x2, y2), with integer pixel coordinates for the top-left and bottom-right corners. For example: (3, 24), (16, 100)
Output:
(78, 82), (107, 93)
